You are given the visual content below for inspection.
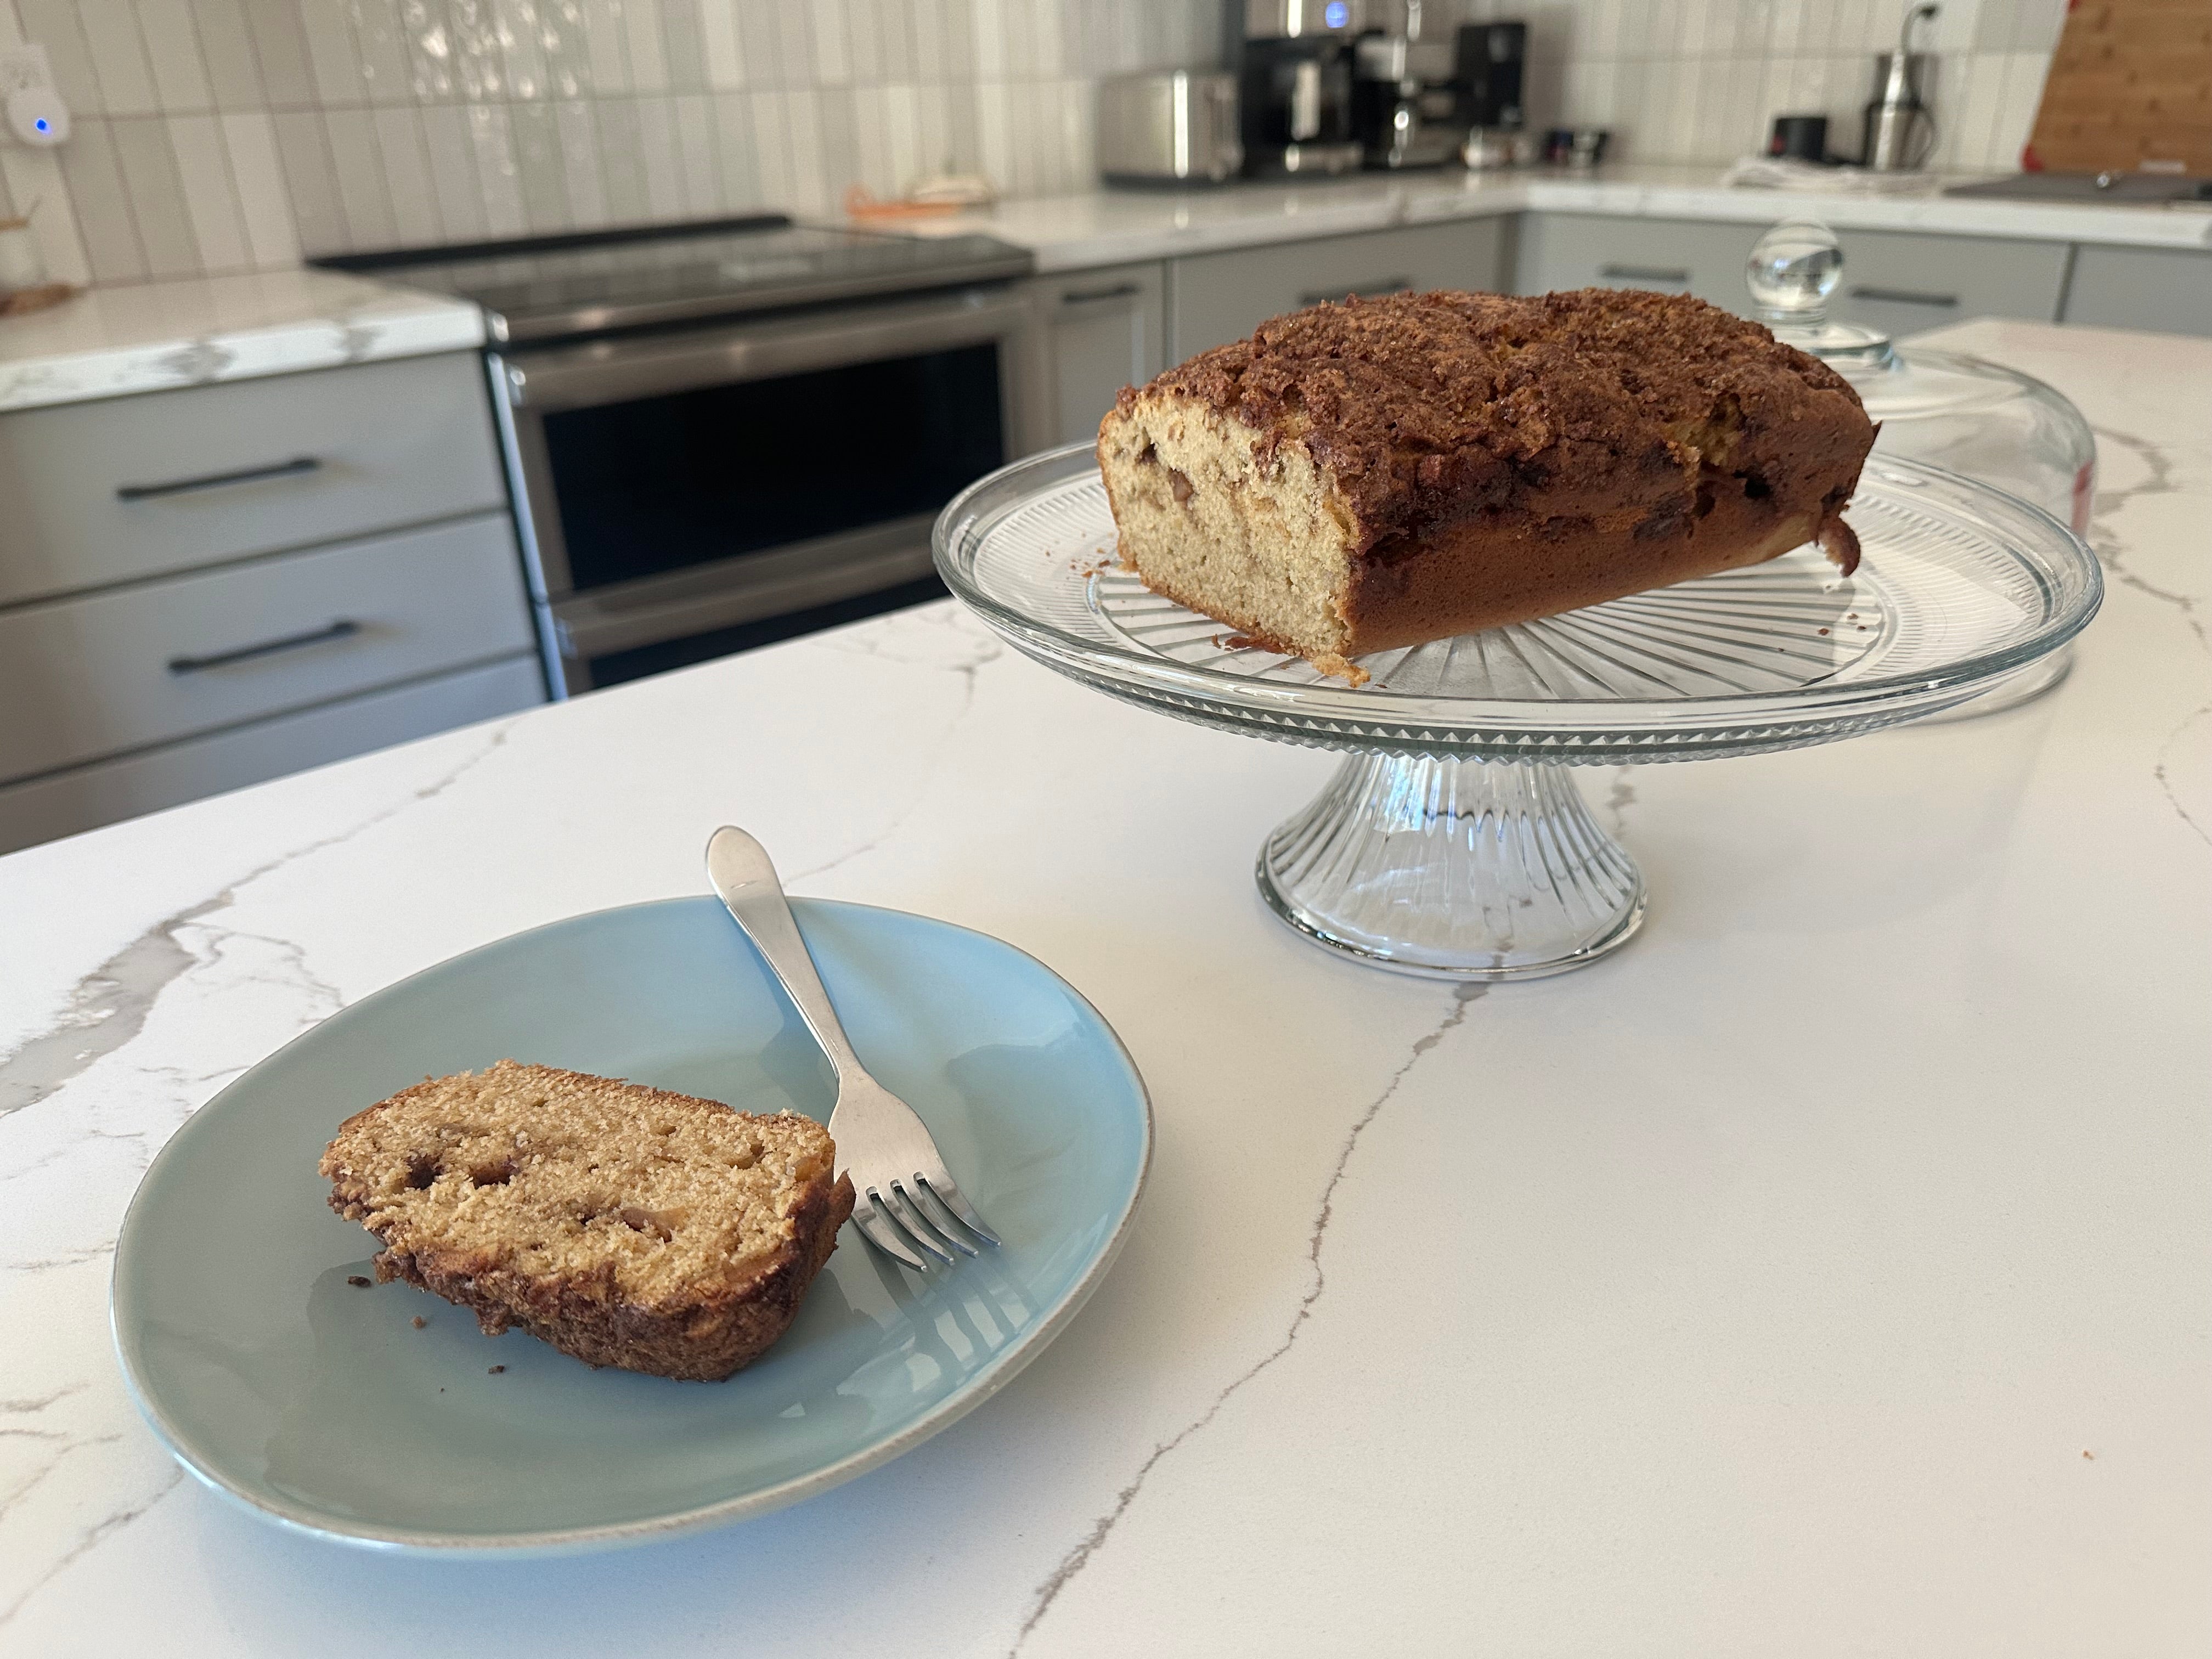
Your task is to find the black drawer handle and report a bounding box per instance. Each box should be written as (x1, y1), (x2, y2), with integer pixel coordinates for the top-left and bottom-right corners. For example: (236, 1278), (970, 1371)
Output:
(118, 455), (322, 501)
(1847, 285), (1960, 308)
(1300, 275), (1415, 306)
(168, 618), (362, 674)
(1599, 263), (1691, 283)
(1060, 282), (1142, 306)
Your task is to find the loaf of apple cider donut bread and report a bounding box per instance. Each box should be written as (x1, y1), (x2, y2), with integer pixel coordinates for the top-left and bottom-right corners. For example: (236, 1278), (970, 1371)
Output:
(1096, 287), (1875, 684)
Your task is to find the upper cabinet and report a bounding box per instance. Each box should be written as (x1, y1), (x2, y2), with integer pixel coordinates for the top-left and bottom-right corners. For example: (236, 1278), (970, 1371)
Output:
(1168, 219), (1513, 362)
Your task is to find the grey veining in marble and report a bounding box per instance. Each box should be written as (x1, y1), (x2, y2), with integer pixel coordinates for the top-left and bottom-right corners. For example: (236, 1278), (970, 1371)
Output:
(0, 269), (483, 414)
(0, 324), (2205, 1655)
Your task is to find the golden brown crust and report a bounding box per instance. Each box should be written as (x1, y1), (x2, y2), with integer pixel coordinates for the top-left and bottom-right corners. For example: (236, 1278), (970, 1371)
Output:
(322, 1064), (854, 1383)
(1121, 287), (1871, 556)
(1105, 288), (1875, 670)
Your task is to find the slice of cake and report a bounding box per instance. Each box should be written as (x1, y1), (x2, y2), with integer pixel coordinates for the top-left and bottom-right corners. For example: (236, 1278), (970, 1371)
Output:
(320, 1061), (854, 1381)
(1097, 287), (1875, 683)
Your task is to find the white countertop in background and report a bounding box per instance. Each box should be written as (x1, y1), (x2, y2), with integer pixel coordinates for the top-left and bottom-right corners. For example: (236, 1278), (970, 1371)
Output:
(931, 162), (2212, 272)
(3, 165), (2205, 419)
(0, 267), (484, 415)
(1, 319), (2206, 1655)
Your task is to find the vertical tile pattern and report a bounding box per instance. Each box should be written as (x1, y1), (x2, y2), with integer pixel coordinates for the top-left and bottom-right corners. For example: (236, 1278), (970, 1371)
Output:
(511, 101), (573, 230)
(222, 114), (304, 266)
(272, 109), (347, 255)
(56, 119), (149, 283)
(4, 0), (2065, 286)
(76, 3), (161, 115)
(374, 107), (444, 244)
(192, 0), (268, 109)
(134, 0), (215, 111)
(240, 0), (318, 105)
(165, 114), (253, 271)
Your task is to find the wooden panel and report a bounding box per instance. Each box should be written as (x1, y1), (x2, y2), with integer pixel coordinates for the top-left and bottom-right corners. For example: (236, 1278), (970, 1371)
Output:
(0, 512), (534, 782)
(2027, 0), (2212, 176)
(1169, 219), (1509, 360)
(0, 351), (507, 607)
(0, 656), (545, 855)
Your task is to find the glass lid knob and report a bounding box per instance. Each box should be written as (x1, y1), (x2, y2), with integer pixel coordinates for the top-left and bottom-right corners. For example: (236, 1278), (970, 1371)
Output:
(1747, 218), (1842, 322)
(1747, 217), (1892, 361)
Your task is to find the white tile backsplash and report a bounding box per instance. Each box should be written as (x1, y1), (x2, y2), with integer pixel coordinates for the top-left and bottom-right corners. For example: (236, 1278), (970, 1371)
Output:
(1, 0), (2061, 289)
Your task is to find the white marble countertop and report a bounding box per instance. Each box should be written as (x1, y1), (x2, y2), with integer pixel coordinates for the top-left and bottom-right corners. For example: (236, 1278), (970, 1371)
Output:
(918, 163), (2212, 272)
(0, 267), (484, 415)
(2, 319), (2207, 1654)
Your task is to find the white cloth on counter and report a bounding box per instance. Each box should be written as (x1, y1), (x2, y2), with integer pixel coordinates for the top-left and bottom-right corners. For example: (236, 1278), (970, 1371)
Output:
(1719, 156), (1944, 194)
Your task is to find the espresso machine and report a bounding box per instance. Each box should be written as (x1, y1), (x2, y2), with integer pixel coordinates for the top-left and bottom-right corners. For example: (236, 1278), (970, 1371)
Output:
(1224, 0), (1367, 178)
(1453, 21), (1528, 168)
(1348, 1), (1464, 170)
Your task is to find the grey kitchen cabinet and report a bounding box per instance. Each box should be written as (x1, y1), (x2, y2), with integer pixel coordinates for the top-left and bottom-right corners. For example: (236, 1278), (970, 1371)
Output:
(0, 351), (507, 607)
(1514, 213), (1763, 309)
(0, 350), (544, 850)
(1030, 261), (1167, 449)
(1825, 229), (2070, 338)
(2062, 245), (2212, 338)
(1168, 218), (1511, 359)
(1515, 214), (2070, 333)
(0, 513), (534, 783)
(0, 657), (543, 856)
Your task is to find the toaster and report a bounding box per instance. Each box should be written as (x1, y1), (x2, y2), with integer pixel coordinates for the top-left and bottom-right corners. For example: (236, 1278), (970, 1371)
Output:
(1096, 72), (1243, 186)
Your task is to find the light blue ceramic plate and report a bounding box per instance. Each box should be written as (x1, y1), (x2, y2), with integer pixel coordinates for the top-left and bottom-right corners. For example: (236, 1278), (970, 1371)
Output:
(111, 897), (1150, 1555)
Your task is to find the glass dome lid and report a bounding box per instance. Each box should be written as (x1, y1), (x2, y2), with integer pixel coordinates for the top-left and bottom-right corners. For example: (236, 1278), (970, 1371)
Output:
(1747, 218), (2096, 538)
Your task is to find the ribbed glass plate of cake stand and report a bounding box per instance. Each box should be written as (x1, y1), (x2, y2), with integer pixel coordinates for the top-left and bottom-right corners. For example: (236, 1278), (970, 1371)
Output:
(934, 443), (2102, 979)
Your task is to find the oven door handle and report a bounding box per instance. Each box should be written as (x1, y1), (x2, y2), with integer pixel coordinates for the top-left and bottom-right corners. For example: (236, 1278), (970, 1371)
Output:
(504, 286), (1034, 412)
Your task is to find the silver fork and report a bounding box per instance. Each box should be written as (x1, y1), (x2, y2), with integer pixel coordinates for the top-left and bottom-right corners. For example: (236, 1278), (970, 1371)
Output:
(706, 826), (1000, 1271)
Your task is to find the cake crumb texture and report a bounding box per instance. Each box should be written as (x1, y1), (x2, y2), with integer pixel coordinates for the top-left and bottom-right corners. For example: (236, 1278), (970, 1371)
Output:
(320, 1060), (854, 1381)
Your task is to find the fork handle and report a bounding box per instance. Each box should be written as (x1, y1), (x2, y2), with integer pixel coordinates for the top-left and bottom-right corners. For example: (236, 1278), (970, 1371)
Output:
(706, 826), (870, 1083)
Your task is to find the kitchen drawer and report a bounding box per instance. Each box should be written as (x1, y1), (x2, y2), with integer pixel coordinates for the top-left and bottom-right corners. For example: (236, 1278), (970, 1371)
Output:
(1029, 261), (1167, 448)
(2062, 245), (2212, 337)
(1169, 219), (1509, 359)
(0, 511), (534, 784)
(1514, 213), (1762, 309)
(1826, 229), (2069, 338)
(0, 351), (506, 607)
(1515, 216), (2071, 334)
(0, 655), (544, 855)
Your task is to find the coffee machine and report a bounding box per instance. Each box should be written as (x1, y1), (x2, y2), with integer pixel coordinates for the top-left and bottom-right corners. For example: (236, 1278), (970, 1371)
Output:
(1453, 21), (1527, 168)
(1348, 1), (1464, 170)
(1224, 0), (1367, 178)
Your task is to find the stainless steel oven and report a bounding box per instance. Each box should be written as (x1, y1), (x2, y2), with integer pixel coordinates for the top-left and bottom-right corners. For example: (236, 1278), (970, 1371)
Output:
(491, 283), (1033, 691)
(319, 218), (1036, 695)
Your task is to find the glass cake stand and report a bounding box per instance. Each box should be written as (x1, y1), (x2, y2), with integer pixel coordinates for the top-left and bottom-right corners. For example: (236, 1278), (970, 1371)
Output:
(933, 444), (2102, 980)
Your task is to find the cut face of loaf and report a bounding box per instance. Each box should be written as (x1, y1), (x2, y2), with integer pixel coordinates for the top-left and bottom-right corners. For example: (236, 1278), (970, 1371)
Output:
(1096, 287), (1876, 683)
(320, 1061), (855, 1381)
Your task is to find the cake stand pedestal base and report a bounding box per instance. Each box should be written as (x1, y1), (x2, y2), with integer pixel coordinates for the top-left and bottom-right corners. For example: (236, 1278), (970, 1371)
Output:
(1257, 754), (1647, 980)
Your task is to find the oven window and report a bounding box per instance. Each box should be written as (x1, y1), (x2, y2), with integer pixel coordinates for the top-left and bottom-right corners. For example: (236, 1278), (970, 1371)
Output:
(542, 342), (1005, 591)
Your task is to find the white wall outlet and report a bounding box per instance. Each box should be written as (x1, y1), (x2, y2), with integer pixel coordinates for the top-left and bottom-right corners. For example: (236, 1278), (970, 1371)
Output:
(1, 44), (70, 148)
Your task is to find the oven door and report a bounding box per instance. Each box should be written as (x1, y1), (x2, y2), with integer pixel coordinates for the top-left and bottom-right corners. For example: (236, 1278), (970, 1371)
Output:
(491, 284), (1036, 692)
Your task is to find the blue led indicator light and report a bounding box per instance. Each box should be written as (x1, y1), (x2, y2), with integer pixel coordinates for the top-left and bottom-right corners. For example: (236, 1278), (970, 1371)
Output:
(1324, 1), (1349, 25)
(34, 117), (50, 132)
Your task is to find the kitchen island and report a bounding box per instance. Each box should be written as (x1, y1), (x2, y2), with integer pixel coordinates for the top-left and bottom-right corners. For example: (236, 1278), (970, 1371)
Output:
(1, 319), (2205, 1655)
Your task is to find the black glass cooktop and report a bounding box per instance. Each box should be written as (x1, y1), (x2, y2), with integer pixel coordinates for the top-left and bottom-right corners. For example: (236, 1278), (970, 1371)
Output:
(315, 215), (1033, 344)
